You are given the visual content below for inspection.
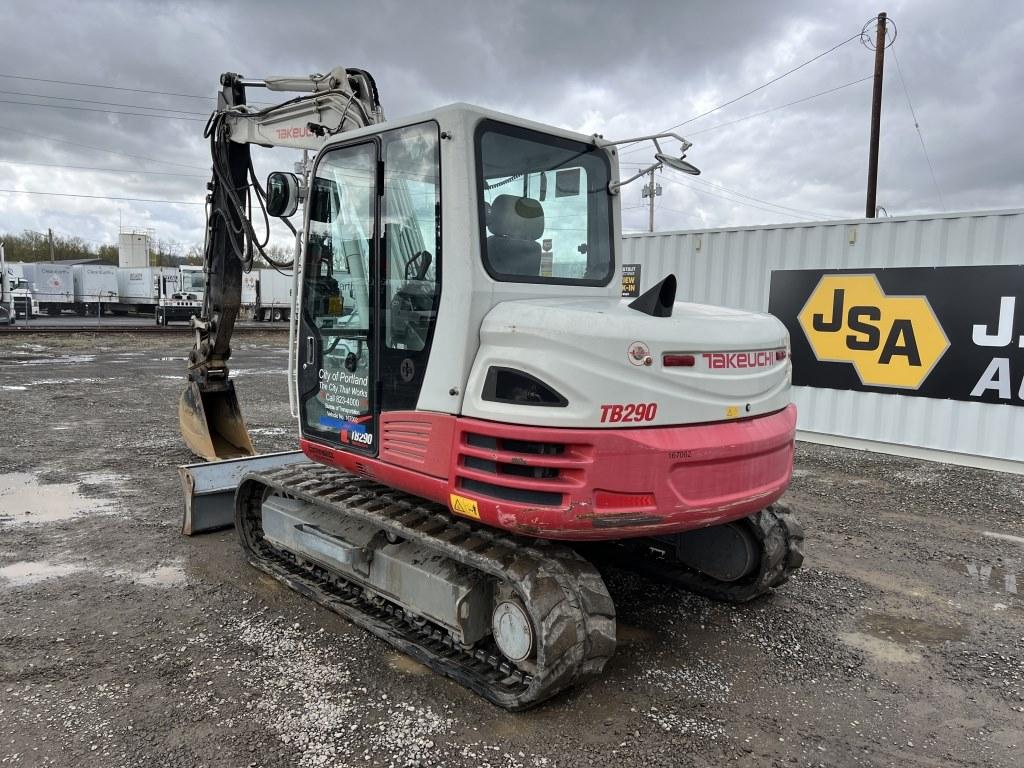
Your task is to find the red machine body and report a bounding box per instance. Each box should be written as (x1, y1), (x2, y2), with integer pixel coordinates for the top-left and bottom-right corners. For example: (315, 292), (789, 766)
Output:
(300, 403), (796, 541)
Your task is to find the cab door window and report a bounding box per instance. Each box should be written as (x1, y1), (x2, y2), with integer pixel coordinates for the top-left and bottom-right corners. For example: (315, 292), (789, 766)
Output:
(300, 141), (377, 451)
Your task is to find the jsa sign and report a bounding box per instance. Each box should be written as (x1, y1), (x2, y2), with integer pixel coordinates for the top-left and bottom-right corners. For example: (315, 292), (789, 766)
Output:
(768, 267), (1024, 406)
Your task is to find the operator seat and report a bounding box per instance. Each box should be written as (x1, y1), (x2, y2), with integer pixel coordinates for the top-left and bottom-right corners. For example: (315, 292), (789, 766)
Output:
(486, 194), (544, 276)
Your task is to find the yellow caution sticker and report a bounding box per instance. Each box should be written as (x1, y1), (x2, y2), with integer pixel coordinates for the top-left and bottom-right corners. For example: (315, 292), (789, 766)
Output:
(725, 405), (740, 419)
(449, 493), (480, 519)
(328, 295), (344, 316)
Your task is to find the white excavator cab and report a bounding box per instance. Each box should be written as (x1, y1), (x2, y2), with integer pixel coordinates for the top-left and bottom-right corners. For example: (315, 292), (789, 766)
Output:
(276, 105), (627, 459)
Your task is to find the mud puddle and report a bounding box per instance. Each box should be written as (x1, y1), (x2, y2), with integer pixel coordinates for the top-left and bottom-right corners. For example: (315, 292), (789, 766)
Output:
(859, 612), (969, 645)
(0, 472), (115, 525)
(0, 560), (86, 586)
(0, 559), (187, 589)
(228, 368), (289, 377)
(2, 353), (96, 366)
(387, 653), (431, 675)
(108, 562), (188, 587)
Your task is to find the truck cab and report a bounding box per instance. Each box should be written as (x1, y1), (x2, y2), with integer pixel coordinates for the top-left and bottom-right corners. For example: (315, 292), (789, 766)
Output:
(156, 265), (206, 325)
(2, 263), (35, 322)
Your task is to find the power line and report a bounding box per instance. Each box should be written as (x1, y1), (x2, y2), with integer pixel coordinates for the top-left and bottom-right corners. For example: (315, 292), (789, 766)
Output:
(0, 72), (215, 101)
(1, 159), (208, 178)
(0, 88), (210, 115)
(665, 32), (861, 132)
(682, 177), (827, 218)
(0, 72), (275, 106)
(891, 44), (945, 211)
(619, 75), (872, 159)
(659, 175), (818, 220)
(0, 124), (208, 171)
(0, 98), (207, 121)
(0, 188), (204, 205)
(687, 76), (872, 136)
(619, 164), (829, 219)
(691, 177), (825, 218)
(619, 30), (861, 154)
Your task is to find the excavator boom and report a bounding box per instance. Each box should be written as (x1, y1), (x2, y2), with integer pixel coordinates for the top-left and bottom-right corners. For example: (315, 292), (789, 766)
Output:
(179, 67), (382, 460)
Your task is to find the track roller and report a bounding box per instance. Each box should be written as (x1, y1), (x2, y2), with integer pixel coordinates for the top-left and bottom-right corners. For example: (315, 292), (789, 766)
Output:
(603, 504), (805, 604)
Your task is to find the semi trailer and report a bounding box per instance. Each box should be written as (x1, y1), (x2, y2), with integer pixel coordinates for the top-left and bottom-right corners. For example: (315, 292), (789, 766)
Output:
(241, 268), (293, 321)
(71, 264), (118, 315)
(22, 262), (74, 316)
(115, 266), (179, 314)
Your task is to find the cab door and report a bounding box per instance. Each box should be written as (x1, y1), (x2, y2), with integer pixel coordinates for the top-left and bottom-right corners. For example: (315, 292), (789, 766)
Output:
(297, 139), (380, 454)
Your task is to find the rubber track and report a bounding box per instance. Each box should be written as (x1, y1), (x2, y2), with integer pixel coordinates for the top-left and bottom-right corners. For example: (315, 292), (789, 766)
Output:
(610, 504), (805, 604)
(235, 463), (616, 710)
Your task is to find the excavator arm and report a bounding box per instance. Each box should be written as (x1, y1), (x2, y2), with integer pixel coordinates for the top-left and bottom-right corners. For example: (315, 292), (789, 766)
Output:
(179, 67), (383, 461)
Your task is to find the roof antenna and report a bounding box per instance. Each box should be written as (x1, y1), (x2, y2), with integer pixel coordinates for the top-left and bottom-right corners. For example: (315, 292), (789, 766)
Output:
(629, 273), (676, 318)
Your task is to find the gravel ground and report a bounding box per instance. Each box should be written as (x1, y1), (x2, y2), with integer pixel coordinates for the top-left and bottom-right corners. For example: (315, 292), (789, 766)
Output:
(1, 334), (1021, 768)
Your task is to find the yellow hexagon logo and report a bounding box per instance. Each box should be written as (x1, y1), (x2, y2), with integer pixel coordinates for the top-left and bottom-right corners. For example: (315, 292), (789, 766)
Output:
(797, 274), (949, 389)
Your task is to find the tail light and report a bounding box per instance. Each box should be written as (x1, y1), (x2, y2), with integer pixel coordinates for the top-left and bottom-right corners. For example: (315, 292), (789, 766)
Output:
(594, 490), (656, 510)
(663, 354), (695, 367)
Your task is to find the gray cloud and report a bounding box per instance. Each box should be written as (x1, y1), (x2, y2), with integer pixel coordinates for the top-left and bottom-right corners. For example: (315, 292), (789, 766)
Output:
(0, 0), (1020, 250)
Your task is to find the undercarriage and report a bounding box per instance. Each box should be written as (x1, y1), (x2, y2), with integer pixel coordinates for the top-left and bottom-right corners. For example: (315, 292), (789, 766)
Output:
(234, 463), (803, 709)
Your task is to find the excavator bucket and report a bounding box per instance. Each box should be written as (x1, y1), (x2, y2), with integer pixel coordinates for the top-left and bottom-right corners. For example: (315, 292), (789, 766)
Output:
(178, 379), (256, 461)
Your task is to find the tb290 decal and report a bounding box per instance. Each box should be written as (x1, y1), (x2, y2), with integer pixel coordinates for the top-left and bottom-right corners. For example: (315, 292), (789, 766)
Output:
(599, 402), (658, 423)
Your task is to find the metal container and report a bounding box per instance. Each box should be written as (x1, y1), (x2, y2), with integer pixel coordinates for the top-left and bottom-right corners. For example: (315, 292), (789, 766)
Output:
(71, 264), (119, 311)
(115, 266), (178, 311)
(245, 268), (292, 321)
(22, 263), (74, 315)
(622, 209), (1024, 472)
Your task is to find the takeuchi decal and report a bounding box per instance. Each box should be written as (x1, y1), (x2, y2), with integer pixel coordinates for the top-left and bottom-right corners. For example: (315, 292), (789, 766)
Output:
(768, 266), (1024, 406)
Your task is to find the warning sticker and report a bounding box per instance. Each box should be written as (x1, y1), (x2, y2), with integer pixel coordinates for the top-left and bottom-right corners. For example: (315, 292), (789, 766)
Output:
(621, 263), (641, 298)
(449, 493), (480, 520)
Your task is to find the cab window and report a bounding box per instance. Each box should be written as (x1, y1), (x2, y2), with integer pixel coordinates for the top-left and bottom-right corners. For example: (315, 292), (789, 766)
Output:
(476, 120), (613, 286)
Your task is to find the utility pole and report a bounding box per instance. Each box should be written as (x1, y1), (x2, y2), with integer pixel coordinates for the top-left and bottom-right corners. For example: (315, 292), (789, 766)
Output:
(642, 169), (662, 232)
(48, 227), (55, 262)
(865, 11), (887, 219)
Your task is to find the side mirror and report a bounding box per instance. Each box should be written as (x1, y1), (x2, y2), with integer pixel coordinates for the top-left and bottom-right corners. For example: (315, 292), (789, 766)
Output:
(266, 171), (301, 218)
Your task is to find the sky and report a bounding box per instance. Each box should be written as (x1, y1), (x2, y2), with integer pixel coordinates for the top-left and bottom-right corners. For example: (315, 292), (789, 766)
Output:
(0, 0), (1021, 253)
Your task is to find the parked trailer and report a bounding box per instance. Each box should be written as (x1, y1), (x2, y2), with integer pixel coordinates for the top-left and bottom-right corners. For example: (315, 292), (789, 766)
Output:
(72, 264), (119, 315)
(114, 266), (178, 314)
(22, 262), (74, 315)
(242, 268), (293, 322)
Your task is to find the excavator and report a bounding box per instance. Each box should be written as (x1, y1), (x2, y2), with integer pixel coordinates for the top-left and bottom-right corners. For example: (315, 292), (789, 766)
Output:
(178, 67), (804, 709)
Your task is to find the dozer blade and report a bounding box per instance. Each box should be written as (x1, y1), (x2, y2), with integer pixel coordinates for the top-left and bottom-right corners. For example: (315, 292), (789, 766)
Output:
(178, 450), (310, 535)
(179, 379), (256, 461)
